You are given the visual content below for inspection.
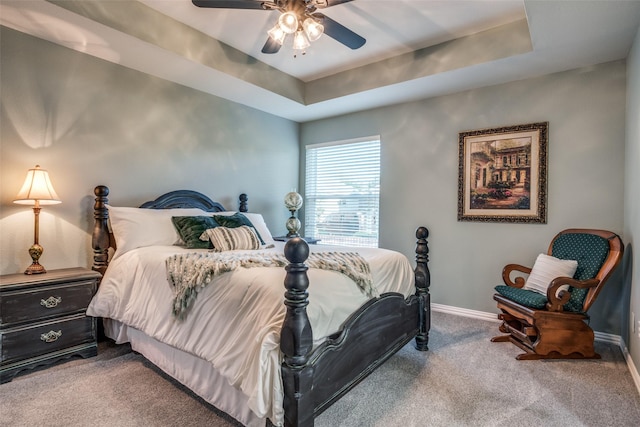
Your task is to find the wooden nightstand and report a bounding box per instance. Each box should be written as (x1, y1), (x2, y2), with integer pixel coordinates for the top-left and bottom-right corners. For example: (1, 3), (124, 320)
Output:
(0, 267), (101, 383)
(273, 236), (320, 245)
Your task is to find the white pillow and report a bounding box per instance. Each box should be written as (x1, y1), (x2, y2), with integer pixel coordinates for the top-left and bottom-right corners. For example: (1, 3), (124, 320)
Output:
(523, 253), (578, 296)
(107, 205), (209, 259)
(214, 212), (275, 244)
(200, 226), (261, 252)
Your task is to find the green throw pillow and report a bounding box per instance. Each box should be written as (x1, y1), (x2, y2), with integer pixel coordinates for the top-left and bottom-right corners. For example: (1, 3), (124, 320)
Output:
(212, 213), (265, 244)
(172, 216), (221, 249)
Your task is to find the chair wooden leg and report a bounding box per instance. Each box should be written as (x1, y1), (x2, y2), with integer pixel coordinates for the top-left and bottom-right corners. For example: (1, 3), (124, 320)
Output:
(515, 351), (543, 360)
(492, 312), (513, 342)
(492, 312), (536, 348)
(495, 314), (508, 333)
(491, 335), (510, 342)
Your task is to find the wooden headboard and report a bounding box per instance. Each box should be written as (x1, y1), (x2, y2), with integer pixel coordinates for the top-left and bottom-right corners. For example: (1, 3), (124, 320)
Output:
(91, 185), (248, 276)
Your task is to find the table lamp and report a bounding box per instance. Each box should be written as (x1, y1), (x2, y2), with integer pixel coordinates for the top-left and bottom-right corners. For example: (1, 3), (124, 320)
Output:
(13, 165), (61, 274)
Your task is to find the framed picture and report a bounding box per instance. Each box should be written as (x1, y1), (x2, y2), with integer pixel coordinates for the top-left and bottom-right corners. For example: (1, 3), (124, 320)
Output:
(457, 122), (548, 223)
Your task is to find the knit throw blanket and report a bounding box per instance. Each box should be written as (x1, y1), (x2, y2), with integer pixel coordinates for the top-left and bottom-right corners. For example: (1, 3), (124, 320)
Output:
(166, 251), (374, 319)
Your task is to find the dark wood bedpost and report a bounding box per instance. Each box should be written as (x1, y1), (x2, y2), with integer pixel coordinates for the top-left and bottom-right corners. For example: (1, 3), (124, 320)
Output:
(414, 226), (431, 351)
(281, 238), (314, 427)
(239, 193), (248, 213)
(92, 185), (110, 277)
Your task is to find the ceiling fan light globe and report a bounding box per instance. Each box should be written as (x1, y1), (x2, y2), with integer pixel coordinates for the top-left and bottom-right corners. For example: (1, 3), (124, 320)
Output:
(303, 18), (323, 42)
(278, 12), (298, 34)
(267, 24), (286, 45)
(292, 30), (310, 50)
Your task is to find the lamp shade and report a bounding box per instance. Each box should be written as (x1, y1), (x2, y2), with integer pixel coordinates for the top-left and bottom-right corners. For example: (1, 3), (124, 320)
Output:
(292, 30), (310, 51)
(303, 18), (324, 42)
(278, 11), (298, 34)
(13, 165), (61, 205)
(268, 23), (286, 45)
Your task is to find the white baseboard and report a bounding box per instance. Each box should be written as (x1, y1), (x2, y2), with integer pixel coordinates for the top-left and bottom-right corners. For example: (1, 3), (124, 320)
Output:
(594, 330), (621, 345)
(431, 303), (640, 395)
(620, 339), (640, 395)
(431, 303), (500, 323)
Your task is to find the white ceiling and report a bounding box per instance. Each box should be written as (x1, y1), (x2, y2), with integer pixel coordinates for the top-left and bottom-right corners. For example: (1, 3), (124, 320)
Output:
(1, 1), (640, 122)
(140, 0), (526, 82)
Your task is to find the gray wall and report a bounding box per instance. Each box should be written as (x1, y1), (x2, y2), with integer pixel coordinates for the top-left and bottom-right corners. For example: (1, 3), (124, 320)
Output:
(625, 28), (640, 375)
(300, 60), (627, 335)
(0, 25), (631, 339)
(0, 27), (299, 274)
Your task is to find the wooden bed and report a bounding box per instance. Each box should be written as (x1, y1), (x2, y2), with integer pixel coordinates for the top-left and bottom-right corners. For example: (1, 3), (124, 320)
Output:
(90, 185), (431, 427)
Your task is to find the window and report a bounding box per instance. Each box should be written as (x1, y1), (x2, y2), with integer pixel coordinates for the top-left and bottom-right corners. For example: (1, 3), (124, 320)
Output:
(304, 137), (380, 248)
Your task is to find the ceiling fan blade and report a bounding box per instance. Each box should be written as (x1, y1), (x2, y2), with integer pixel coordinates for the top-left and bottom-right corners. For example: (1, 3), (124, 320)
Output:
(313, 0), (355, 8)
(314, 13), (365, 50)
(192, 0), (269, 10)
(261, 37), (282, 54)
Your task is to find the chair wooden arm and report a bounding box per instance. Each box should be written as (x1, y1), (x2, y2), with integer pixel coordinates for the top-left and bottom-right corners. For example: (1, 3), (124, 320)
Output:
(502, 264), (532, 288)
(546, 277), (600, 312)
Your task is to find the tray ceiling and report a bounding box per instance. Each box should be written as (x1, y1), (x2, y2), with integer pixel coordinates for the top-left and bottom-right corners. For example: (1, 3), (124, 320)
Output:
(1, 1), (639, 122)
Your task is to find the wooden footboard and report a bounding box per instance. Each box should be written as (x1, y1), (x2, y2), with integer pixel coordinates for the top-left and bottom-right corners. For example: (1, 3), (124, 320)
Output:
(281, 228), (430, 427)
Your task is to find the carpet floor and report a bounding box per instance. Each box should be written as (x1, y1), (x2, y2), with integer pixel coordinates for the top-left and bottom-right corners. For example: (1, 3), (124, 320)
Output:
(2, 311), (639, 426)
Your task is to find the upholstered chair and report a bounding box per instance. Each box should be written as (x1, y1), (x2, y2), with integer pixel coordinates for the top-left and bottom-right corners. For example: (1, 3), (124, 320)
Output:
(492, 229), (623, 360)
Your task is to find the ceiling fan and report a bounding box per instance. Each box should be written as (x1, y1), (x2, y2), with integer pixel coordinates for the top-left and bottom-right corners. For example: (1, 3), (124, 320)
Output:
(192, 0), (366, 54)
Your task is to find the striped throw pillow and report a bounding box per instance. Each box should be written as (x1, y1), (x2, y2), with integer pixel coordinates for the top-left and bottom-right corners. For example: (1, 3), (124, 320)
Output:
(200, 225), (260, 252)
(523, 253), (578, 296)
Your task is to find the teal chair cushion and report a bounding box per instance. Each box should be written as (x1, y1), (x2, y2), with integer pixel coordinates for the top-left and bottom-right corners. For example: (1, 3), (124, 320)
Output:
(551, 233), (609, 312)
(495, 285), (548, 309)
(495, 232), (609, 313)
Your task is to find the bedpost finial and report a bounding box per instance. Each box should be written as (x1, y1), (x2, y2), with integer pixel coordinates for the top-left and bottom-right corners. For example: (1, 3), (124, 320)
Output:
(239, 193), (248, 213)
(416, 226), (429, 239)
(95, 185), (109, 198)
(284, 237), (310, 264)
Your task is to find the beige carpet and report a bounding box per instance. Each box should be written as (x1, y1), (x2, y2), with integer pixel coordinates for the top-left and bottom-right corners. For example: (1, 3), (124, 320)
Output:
(2, 311), (639, 426)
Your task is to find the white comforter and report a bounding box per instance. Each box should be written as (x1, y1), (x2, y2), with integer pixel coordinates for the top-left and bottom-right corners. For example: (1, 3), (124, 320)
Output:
(87, 242), (414, 425)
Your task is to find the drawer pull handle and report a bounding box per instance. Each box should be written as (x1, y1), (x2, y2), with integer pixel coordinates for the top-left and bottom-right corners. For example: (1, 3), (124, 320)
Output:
(40, 330), (63, 343)
(40, 296), (62, 308)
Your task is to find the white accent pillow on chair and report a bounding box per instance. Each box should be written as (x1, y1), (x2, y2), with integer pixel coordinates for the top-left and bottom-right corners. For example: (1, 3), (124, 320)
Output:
(523, 253), (578, 296)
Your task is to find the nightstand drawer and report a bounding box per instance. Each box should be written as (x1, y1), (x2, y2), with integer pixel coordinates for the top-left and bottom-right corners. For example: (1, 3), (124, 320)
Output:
(0, 280), (96, 325)
(1, 314), (95, 364)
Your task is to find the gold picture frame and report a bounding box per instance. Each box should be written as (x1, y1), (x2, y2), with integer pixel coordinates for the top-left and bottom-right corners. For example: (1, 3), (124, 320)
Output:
(458, 122), (548, 223)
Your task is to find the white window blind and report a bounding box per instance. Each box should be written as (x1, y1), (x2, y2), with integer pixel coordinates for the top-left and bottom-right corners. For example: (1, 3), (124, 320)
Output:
(305, 137), (380, 248)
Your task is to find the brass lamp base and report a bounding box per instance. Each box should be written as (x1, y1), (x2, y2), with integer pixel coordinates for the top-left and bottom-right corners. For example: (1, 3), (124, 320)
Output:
(25, 243), (46, 275)
(25, 262), (46, 275)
